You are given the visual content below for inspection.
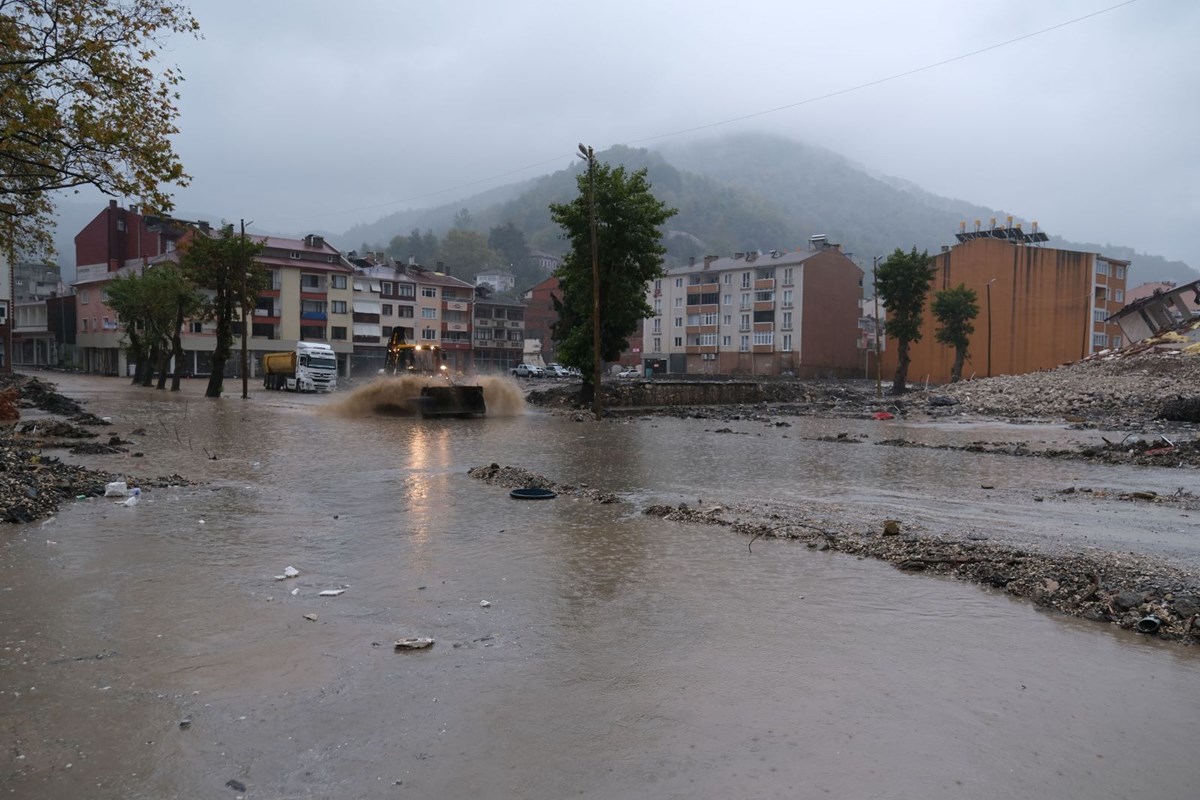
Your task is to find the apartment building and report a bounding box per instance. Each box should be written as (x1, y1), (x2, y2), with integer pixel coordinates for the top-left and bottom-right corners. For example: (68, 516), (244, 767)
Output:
(414, 270), (476, 372)
(345, 261), (417, 375)
(522, 275), (559, 364)
(0, 243), (9, 373)
(642, 245), (864, 377)
(473, 290), (525, 373)
(885, 231), (1130, 384)
(11, 261), (64, 367)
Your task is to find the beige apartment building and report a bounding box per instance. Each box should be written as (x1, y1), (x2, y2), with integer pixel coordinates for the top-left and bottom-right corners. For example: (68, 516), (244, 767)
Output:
(641, 244), (864, 377)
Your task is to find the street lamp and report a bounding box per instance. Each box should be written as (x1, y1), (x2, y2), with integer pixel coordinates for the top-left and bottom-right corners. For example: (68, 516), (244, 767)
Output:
(577, 143), (602, 418)
(872, 255), (885, 398)
(986, 277), (996, 378)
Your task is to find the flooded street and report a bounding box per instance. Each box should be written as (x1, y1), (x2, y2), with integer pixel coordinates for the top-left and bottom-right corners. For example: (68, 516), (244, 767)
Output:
(3, 375), (1200, 799)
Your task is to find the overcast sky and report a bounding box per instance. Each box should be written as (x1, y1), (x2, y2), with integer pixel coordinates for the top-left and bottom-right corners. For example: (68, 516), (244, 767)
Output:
(146, 0), (1196, 265)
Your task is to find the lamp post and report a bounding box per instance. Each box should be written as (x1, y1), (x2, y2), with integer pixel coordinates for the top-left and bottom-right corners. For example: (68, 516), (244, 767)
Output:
(577, 143), (602, 418)
(872, 255), (884, 398)
(240, 218), (252, 399)
(986, 277), (996, 378)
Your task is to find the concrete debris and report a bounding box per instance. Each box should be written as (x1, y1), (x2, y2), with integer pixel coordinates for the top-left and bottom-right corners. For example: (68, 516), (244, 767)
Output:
(395, 637), (435, 650)
(467, 463), (617, 503)
(318, 589), (345, 597)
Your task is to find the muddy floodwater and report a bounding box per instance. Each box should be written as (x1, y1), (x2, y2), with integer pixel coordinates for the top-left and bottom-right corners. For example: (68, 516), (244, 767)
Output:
(3, 375), (1200, 799)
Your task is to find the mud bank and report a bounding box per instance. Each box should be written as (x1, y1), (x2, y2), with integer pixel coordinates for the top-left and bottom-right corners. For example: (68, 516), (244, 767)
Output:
(0, 374), (191, 524)
(471, 462), (1200, 644)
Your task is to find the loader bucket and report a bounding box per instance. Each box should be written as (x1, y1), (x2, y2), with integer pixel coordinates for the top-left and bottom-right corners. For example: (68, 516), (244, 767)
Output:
(415, 385), (487, 418)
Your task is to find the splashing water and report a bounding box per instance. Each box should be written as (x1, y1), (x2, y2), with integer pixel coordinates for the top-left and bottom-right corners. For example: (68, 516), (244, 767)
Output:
(320, 375), (526, 418)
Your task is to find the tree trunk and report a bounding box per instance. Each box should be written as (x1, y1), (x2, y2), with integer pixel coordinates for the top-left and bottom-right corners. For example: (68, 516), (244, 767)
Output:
(156, 346), (169, 390)
(141, 345), (158, 387)
(128, 330), (144, 385)
(578, 380), (595, 407)
(892, 340), (910, 394)
(950, 346), (967, 382)
(170, 333), (185, 391)
(206, 292), (231, 398)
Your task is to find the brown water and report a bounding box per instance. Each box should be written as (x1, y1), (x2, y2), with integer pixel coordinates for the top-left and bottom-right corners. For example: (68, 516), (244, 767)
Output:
(2, 375), (1199, 799)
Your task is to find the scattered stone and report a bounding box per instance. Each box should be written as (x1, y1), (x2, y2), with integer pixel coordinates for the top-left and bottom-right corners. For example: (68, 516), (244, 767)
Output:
(303, 614), (318, 622)
(395, 637), (434, 650)
(225, 779), (246, 793)
(882, 520), (901, 536)
(318, 589), (345, 597)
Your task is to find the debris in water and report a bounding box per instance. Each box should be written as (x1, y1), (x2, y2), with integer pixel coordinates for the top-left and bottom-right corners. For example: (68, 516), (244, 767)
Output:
(479, 600), (491, 608)
(303, 614), (318, 622)
(882, 519), (901, 535)
(319, 589), (345, 597)
(225, 778), (246, 792)
(274, 566), (300, 581)
(395, 637), (435, 650)
(103, 480), (129, 497)
(290, 587), (299, 596)
(117, 487), (141, 507)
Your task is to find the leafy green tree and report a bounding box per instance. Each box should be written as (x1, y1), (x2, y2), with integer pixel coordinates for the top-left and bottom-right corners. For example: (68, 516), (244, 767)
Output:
(452, 207), (474, 231)
(104, 271), (156, 385)
(438, 228), (504, 277)
(105, 263), (202, 389)
(0, 0), (199, 257)
(387, 228), (439, 265)
(488, 222), (530, 266)
(876, 247), (936, 394)
(549, 161), (676, 404)
(180, 226), (267, 398)
(932, 283), (979, 382)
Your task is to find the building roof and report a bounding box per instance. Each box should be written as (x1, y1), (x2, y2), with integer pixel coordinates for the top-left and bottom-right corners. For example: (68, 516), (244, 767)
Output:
(663, 249), (820, 278)
(475, 294), (525, 308)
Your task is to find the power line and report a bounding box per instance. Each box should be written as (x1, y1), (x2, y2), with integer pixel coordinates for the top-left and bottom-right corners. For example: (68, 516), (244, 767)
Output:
(262, 0), (1140, 227)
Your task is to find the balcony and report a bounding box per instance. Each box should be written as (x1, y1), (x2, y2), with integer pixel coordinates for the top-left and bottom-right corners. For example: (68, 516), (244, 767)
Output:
(444, 300), (468, 312)
(754, 278), (775, 290)
(301, 311), (327, 321)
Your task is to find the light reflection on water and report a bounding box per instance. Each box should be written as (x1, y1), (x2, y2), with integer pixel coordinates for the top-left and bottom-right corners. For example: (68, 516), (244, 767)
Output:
(2, 375), (1199, 799)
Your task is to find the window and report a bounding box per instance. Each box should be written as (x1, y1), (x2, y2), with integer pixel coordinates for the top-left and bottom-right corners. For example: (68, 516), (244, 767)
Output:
(331, 326), (347, 340)
(398, 284), (415, 299)
(382, 326), (393, 338)
(1116, 265), (1126, 280)
(331, 300), (347, 314)
(652, 337), (661, 352)
(331, 275), (347, 289)
(739, 335), (749, 352)
(754, 289), (774, 303)
(694, 333), (717, 346)
(397, 306), (414, 318)
(1092, 332), (1108, 348)
(740, 292), (750, 309)
(783, 268), (793, 285)
(723, 273), (731, 284)
(740, 314), (750, 331)
(782, 334), (792, 351)
(381, 281), (393, 295)
(421, 287), (437, 298)
(421, 327), (438, 341)
(1096, 261), (1109, 277)
(653, 298), (662, 313)
(674, 297), (682, 308)
(753, 331), (774, 346)
(289, 251), (300, 259)
(82, 318), (89, 332)
(654, 279), (662, 292)
(702, 313), (718, 326)
(674, 317), (683, 327)
(421, 307), (437, 319)
(382, 304), (393, 316)
(652, 318), (661, 334)
(674, 337), (683, 347)
(81, 289), (89, 305)
(674, 278), (683, 288)
(1114, 289), (1124, 303)
(301, 274), (321, 290)
(782, 311), (792, 329)
(189, 321), (203, 334)
(1110, 334), (1122, 348)
(723, 294), (731, 306)
(722, 335), (731, 346)
(741, 273), (751, 288)
(1093, 309), (1108, 322)
(782, 289), (793, 307)
(722, 315), (731, 326)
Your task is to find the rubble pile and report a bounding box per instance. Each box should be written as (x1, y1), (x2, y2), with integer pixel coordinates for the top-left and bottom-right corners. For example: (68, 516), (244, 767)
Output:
(0, 374), (183, 525)
(467, 463), (618, 503)
(926, 348), (1200, 426)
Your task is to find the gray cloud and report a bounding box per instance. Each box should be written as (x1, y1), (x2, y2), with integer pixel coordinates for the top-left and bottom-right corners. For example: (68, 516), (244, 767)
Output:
(144, 0), (1198, 264)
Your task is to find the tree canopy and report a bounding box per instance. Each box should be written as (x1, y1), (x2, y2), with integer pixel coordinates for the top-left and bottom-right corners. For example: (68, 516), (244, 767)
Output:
(106, 262), (201, 390)
(0, 0), (199, 257)
(549, 159), (675, 404)
(932, 283), (979, 382)
(876, 247), (936, 394)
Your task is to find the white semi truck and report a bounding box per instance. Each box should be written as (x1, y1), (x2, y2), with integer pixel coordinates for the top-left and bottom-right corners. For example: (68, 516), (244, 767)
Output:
(262, 341), (338, 392)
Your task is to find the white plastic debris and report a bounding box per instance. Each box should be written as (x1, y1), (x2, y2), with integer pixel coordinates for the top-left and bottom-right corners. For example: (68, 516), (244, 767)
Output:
(479, 600), (491, 608)
(118, 488), (141, 507)
(303, 614), (318, 622)
(394, 637), (434, 650)
(273, 566), (300, 581)
(104, 481), (128, 498)
(318, 589), (345, 597)
(290, 587), (299, 596)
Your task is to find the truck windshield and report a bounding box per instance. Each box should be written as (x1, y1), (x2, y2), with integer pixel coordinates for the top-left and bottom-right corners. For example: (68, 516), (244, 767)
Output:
(308, 357), (337, 369)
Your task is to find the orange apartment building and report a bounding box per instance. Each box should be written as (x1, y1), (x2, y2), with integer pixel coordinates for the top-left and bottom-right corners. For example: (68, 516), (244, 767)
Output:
(885, 231), (1129, 384)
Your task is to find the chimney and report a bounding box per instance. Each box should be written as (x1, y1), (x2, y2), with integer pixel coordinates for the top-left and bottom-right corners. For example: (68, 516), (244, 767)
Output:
(703, 255), (718, 268)
(689, 256), (696, 266)
(734, 251), (745, 260)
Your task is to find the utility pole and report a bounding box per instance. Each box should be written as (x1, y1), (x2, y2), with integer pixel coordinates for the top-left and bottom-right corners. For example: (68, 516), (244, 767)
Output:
(240, 218), (249, 399)
(986, 277), (996, 378)
(872, 255), (884, 398)
(578, 143), (602, 418)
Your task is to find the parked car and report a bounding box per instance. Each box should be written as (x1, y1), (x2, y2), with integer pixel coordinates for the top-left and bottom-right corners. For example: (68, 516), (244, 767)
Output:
(617, 367), (642, 379)
(545, 364), (571, 378)
(511, 363), (545, 378)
